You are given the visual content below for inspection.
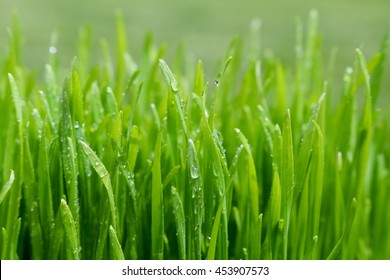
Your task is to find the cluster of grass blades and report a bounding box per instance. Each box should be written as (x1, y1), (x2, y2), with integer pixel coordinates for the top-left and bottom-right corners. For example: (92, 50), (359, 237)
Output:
(0, 11), (390, 260)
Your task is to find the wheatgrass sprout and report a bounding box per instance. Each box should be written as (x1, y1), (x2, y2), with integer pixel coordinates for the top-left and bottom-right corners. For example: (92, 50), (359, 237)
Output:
(0, 13), (389, 260)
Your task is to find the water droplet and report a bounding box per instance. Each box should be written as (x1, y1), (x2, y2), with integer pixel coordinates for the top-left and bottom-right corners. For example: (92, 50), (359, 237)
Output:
(190, 164), (200, 179)
(49, 46), (57, 54)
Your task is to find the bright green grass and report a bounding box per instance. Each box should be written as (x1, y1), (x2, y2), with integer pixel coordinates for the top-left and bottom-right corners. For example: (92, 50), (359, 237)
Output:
(0, 11), (390, 260)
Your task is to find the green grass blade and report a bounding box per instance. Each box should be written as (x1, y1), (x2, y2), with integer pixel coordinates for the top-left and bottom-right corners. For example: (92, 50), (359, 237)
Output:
(109, 225), (125, 260)
(151, 130), (164, 259)
(0, 170), (14, 205)
(60, 198), (81, 260)
(187, 139), (203, 259)
(327, 198), (357, 260)
(79, 140), (117, 230)
(48, 208), (64, 259)
(235, 128), (259, 218)
(159, 59), (178, 92)
(30, 201), (44, 259)
(171, 186), (186, 260)
(9, 218), (21, 260)
(159, 59), (188, 138)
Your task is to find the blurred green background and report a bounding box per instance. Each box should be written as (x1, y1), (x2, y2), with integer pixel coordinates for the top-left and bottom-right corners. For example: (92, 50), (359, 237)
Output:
(1, 0), (389, 90)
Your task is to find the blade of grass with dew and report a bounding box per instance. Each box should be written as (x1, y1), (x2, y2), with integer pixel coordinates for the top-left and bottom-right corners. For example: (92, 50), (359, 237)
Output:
(114, 144), (138, 259)
(6, 73), (24, 249)
(187, 138), (202, 259)
(151, 129), (164, 260)
(209, 56), (232, 129)
(79, 140), (117, 230)
(201, 112), (228, 259)
(59, 75), (80, 237)
(171, 186), (186, 260)
(60, 198), (81, 260)
(294, 93), (325, 198)
(159, 59), (188, 138)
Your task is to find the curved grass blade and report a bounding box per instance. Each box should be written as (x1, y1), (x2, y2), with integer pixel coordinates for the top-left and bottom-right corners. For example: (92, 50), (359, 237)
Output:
(327, 198), (357, 260)
(79, 140), (117, 230)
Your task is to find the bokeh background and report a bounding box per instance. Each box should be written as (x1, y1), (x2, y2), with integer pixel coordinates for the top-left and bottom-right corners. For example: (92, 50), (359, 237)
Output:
(1, 0), (389, 95)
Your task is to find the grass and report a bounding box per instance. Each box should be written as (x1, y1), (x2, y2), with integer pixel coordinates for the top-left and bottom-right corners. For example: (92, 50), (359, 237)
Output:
(0, 11), (390, 260)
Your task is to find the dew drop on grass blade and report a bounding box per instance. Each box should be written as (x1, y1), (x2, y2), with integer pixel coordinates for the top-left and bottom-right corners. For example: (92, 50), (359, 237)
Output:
(187, 139), (202, 259)
(159, 59), (188, 138)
